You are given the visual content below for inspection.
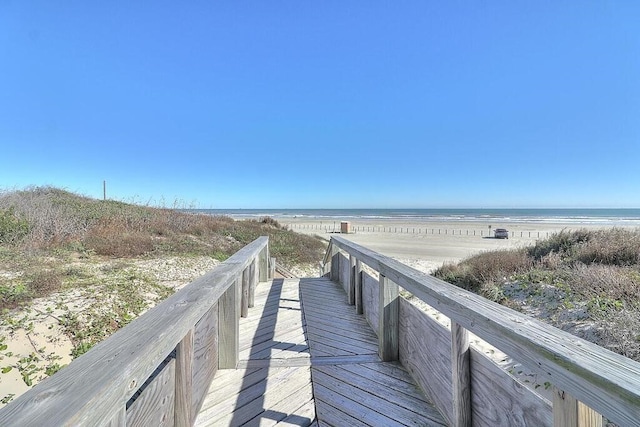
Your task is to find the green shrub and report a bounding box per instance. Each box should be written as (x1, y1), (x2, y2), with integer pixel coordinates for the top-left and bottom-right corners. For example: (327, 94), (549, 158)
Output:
(0, 207), (30, 244)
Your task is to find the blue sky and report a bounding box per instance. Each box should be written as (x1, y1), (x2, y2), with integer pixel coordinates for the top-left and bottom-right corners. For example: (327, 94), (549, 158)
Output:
(1, 2), (639, 208)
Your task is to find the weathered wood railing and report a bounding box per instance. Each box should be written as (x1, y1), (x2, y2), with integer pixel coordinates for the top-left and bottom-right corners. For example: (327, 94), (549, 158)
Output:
(0, 236), (271, 427)
(322, 236), (640, 427)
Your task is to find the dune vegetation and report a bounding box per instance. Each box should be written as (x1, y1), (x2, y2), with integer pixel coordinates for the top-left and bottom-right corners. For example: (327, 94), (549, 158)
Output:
(0, 187), (325, 404)
(0, 186), (325, 311)
(434, 228), (640, 361)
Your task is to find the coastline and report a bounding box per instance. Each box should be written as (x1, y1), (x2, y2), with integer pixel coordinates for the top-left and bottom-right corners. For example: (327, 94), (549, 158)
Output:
(271, 215), (638, 273)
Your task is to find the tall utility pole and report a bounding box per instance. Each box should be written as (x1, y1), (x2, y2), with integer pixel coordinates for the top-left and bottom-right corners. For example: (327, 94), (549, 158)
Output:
(103, 181), (106, 201)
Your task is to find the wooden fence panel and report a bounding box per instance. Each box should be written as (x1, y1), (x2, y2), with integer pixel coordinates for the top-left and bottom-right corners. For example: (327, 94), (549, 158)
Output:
(126, 359), (176, 427)
(191, 303), (219, 420)
(175, 330), (193, 427)
(470, 349), (552, 426)
(339, 253), (350, 294)
(355, 259), (363, 314)
(361, 271), (379, 335)
(378, 274), (399, 362)
(218, 279), (239, 369)
(398, 298), (453, 425)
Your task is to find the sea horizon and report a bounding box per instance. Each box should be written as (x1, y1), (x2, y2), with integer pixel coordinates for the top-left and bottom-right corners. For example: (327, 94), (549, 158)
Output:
(188, 208), (640, 226)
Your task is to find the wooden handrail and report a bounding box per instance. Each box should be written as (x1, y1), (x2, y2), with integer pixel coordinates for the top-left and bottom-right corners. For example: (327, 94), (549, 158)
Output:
(325, 235), (640, 427)
(0, 236), (269, 426)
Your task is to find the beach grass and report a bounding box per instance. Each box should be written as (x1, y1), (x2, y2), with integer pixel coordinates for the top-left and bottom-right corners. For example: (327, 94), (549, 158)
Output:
(433, 228), (640, 360)
(0, 187), (327, 404)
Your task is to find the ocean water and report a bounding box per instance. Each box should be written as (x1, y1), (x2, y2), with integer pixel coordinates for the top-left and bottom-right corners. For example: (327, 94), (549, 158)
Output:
(190, 208), (640, 226)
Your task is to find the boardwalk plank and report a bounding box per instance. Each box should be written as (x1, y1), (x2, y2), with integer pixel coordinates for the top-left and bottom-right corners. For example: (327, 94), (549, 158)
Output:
(314, 364), (443, 422)
(195, 277), (445, 427)
(314, 383), (405, 427)
(312, 369), (445, 426)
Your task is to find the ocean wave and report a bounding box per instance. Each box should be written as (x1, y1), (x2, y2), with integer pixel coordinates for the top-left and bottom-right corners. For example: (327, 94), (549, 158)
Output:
(187, 209), (640, 225)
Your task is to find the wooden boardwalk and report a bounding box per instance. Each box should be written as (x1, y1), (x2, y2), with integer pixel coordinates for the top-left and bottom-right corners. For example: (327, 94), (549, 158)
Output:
(195, 277), (445, 426)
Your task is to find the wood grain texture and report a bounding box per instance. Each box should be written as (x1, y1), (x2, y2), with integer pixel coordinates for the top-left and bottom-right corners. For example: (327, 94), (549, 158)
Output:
(241, 267), (249, 318)
(379, 274), (399, 362)
(0, 237), (268, 427)
(301, 276), (444, 424)
(194, 277), (444, 426)
(355, 259), (363, 315)
(401, 297), (554, 427)
(107, 407), (126, 427)
(578, 402), (603, 427)
(554, 388), (578, 427)
(399, 297), (453, 425)
(191, 304), (218, 421)
(451, 321), (471, 427)
(127, 359), (175, 427)
(175, 330), (194, 427)
(218, 279), (239, 369)
(330, 253), (339, 283)
(339, 253), (349, 294)
(470, 348), (552, 426)
(348, 255), (356, 306)
(362, 271), (379, 334)
(248, 258), (257, 308)
(329, 236), (640, 426)
(322, 242), (339, 281)
(259, 247), (269, 282)
(269, 256), (276, 279)
(196, 278), (316, 426)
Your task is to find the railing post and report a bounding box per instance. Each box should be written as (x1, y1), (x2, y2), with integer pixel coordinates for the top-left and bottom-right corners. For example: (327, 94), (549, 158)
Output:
(554, 388), (578, 427)
(330, 246), (339, 281)
(219, 278), (240, 369)
(241, 267), (249, 318)
(269, 257), (276, 279)
(578, 402), (603, 427)
(175, 328), (194, 427)
(553, 389), (603, 427)
(451, 321), (471, 427)
(248, 257), (258, 308)
(378, 274), (399, 361)
(259, 246), (269, 282)
(348, 255), (356, 305)
(355, 259), (363, 315)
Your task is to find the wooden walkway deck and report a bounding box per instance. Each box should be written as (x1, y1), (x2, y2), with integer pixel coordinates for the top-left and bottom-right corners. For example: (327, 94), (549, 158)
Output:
(195, 277), (445, 426)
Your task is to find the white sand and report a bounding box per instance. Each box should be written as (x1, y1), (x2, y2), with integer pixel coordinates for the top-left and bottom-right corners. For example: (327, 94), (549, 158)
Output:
(279, 216), (621, 273)
(0, 256), (219, 408)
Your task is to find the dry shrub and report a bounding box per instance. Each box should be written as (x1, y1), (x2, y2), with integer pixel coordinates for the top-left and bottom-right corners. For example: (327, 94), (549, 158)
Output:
(527, 229), (592, 260)
(540, 251), (563, 270)
(434, 249), (533, 292)
(595, 308), (640, 360)
(566, 263), (640, 302)
(83, 221), (156, 257)
(0, 187), (325, 266)
(28, 270), (63, 296)
(573, 228), (640, 266)
(259, 217), (283, 228)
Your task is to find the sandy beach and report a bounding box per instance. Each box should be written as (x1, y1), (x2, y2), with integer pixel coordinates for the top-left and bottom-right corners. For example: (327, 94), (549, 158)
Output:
(2, 212), (636, 409)
(277, 216), (625, 273)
